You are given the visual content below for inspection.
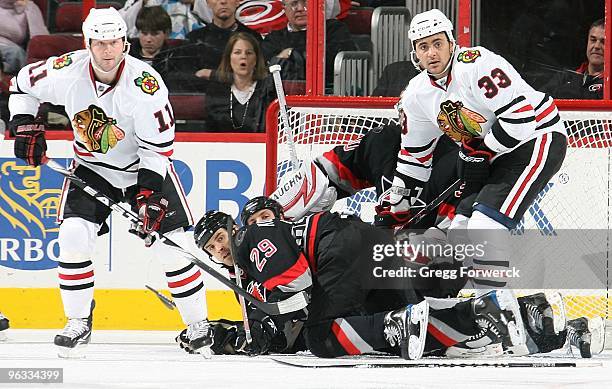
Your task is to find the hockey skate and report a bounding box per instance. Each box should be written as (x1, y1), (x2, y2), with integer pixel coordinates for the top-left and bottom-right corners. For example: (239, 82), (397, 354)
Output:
(467, 290), (526, 357)
(181, 320), (214, 358)
(383, 300), (429, 360)
(566, 317), (605, 358)
(515, 292), (569, 355)
(445, 291), (521, 358)
(0, 312), (9, 341)
(54, 301), (95, 358)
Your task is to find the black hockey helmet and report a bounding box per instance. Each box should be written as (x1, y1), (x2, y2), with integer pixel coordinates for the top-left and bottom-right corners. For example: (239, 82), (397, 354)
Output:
(194, 210), (234, 252)
(240, 196), (284, 225)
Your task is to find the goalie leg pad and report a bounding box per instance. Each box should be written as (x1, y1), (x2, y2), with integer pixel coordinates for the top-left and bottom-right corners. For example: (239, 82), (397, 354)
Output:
(271, 160), (337, 220)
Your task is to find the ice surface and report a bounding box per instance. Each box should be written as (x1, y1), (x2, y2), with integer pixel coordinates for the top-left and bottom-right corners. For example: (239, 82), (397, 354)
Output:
(1, 330), (611, 389)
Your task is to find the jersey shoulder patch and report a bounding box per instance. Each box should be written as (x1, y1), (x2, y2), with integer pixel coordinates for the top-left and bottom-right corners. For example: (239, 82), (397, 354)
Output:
(133, 71), (160, 95)
(457, 49), (481, 64)
(53, 53), (74, 70)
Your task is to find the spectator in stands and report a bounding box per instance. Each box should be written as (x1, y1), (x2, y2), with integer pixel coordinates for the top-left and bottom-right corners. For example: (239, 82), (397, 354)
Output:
(371, 60), (419, 97)
(120, 0), (206, 40)
(0, 0), (48, 74)
(129, 6), (183, 83)
(0, 54), (9, 133)
(261, 0), (357, 89)
(204, 33), (275, 133)
(542, 19), (604, 99)
(174, 0), (262, 91)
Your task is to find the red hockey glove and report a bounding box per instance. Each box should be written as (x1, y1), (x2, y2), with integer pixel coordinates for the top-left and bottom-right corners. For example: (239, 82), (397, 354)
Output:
(457, 138), (495, 184)
(11, 114), (47, 167)
(135, 189), (168, 234)
(374, 205), (412, 228)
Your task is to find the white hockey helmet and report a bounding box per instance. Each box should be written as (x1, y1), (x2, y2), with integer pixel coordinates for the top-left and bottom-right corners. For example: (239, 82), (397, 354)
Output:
(408, 9), (454, 48)
(82, 7), (127, 48)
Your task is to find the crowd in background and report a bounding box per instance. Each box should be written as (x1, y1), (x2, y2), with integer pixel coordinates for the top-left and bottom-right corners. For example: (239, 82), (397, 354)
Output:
(0, 0), (607, 134)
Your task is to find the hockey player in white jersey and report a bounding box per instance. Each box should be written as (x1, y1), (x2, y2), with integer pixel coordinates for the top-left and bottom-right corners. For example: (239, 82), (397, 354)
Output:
(8, 8), (211, 357)
(382, 9), (568, 290)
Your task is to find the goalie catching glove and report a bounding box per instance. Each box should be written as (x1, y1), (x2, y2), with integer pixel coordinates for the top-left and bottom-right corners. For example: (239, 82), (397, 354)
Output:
(130, 189), (168, 246)
(374, 175), (425, 228)
(10, 114), (47, 167)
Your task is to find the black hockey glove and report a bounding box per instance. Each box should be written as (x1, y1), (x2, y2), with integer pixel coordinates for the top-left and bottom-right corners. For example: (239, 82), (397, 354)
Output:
(11, 114), (47, 167)
(235, 314), (280, 356)
(457, 138), (494, 184)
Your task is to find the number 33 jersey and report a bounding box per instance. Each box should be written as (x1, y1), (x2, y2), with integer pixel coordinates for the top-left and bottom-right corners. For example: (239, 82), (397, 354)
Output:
(9, 50), (174, 189)
(396, 46), (567, 183)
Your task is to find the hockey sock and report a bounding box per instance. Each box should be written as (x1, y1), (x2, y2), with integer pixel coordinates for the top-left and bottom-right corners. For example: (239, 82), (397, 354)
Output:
(165, 262), (206, 325)
(58, 260), (95, 318)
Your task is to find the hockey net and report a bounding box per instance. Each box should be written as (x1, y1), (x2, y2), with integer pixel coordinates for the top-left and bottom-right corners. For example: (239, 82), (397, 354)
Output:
(265, 96), (612, 334)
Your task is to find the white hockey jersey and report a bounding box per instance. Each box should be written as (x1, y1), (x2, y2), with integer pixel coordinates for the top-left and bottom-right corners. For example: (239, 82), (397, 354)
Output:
(395, 46), (567, 184)
(9, 50), (175, 189)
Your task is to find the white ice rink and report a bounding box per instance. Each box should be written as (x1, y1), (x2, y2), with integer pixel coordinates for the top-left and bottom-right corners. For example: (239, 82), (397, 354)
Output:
(1, 330), (611, 389)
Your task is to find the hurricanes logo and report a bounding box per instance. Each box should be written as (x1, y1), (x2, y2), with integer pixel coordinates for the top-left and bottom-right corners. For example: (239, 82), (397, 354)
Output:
(52, 54), (73, 69)
(457, 49), (481, 63)
(72, 105), (125, 153)
(134, 71), (159, 95)
(437, 100), (486, 142)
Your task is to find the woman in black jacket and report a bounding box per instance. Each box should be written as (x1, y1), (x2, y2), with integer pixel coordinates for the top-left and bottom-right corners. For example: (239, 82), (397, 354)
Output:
(205, 32), (276, 133)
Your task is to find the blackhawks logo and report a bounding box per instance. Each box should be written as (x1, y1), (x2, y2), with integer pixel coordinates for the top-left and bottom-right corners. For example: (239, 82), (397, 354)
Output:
(437, 100), (486, 142)
(53, 54), (73, 69)
(134, 71), (159, 95)
(457, 49), (481, 63)
(72, 105), (125, 153)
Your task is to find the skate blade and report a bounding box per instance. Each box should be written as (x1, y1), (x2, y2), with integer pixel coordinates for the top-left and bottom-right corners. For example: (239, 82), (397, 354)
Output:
(0, 331), (7, 342)
(200, 346), (212, 359)
(406, 300), (429, 360)
(446, 343), (503, 358)
(57, 343), (88, 359)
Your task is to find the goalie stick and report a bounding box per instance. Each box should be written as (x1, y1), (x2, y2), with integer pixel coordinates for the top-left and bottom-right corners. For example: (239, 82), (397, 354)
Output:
(271, 357), (603, 369)
(270, 64), (299, 171)
(46, 160), (309, 316)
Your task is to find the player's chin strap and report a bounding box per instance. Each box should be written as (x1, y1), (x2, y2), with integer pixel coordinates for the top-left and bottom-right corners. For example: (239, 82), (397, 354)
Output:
(45, 159), (309, 316)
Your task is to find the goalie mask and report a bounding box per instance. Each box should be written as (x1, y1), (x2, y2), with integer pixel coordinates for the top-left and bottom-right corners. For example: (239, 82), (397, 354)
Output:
(194, 210), (234, 256)
(240, 196), (284, 226)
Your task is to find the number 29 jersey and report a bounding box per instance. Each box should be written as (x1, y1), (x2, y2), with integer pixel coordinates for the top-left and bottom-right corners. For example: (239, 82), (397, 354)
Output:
(395, 46), (567, 183)
(9, 50), (174, 189)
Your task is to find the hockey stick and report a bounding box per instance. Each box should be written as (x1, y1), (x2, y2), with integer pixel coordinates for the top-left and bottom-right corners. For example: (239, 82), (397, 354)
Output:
(145, 284), (176, 310)
(46, 160), (309, 316)
(227, 218), (252, 345)
(394, 178), (462, 234)
(270, 64), (299, 171)
(272, 358), (603, 369)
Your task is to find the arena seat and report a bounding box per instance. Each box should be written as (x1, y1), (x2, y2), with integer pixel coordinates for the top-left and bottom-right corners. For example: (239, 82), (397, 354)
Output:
(26, 34), (84, 64)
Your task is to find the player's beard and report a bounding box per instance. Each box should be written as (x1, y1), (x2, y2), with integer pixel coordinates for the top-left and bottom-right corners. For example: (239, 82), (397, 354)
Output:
(89, 42), (130, 76)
